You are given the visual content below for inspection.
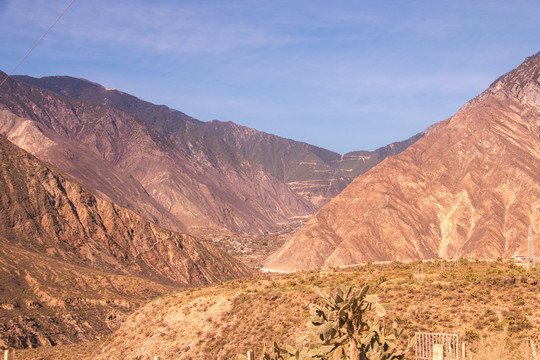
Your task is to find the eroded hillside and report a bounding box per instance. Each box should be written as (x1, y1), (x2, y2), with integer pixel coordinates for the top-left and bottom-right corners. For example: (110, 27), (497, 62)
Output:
(0, 135), (252, 348)
(265, 53), (540, 272)
(76, 260), (540, 360)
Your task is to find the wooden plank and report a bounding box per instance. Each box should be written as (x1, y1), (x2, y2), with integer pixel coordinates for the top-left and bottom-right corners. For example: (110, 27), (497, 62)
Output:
(4, 349), (15, 360)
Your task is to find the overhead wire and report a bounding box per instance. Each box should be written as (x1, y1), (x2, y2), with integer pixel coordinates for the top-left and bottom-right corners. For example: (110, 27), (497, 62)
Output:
(0, 0), (77, 88)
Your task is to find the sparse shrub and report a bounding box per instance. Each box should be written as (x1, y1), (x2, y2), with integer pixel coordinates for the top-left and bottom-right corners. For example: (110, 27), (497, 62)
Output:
(286, 280), (297, 287)
(238, 286), (413, 360)
(463, 270), (478, 283)
(503, 312), (531, 333)
(464, 328), (480, 342)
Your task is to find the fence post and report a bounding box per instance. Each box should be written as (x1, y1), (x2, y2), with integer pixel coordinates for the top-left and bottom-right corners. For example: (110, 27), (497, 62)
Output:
(4, 348), (15, 360)
(247, 350), (254, 360)
(461, 342), (466, 360)
(531, 338), (538, 360)
(433, 344), (444, 360)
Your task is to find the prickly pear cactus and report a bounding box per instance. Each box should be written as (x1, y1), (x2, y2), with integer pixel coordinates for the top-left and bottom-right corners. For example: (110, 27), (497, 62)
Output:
(238, 285), (413, 360)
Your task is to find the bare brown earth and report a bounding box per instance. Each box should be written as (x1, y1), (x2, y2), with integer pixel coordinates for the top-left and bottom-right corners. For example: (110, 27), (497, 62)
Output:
(0, 134), (252, 348)
(0, 240), (174, 349)
(12, 74), (425, 210)
(79, 260), (540, 360)
(265, 52), (540, 272)
(0, 73), (314, 236)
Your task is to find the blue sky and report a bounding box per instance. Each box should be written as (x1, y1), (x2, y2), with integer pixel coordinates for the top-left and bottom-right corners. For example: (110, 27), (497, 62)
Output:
(0, 1), (539, 154)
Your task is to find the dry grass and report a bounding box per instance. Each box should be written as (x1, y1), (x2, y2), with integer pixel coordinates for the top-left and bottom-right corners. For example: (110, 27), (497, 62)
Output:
(14, 342), (98, 360)
(17, 259), (540, 359)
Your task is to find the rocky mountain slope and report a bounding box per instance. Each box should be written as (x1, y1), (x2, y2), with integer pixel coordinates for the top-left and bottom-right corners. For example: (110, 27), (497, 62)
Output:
(265, 52), (540, 272)
(0, 134), (251, 284)
(0, 239), (173, 348)
(203, 120), (425, 207)
(0, 134), (252, 347)
(0, 73), (314, 236)
(13, 75), (425, 208)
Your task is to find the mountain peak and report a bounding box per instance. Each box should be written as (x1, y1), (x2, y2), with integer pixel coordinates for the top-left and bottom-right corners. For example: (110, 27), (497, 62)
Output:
(487, 52), (540, 106)
(265, 51), (540, 272)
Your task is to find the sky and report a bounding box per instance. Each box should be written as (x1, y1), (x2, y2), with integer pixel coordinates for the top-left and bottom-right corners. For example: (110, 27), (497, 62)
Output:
(0, 1), (539, 154)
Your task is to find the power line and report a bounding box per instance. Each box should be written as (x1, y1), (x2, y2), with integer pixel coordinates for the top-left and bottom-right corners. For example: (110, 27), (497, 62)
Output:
(0, 0), (76, 88)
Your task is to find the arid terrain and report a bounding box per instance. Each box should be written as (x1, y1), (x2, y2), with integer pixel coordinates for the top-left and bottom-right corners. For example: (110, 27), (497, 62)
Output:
(12, 259), (540, 360)
(0, 42), (538, 360)
(0, 134), (251, 349)
(265, 52), (540, 272)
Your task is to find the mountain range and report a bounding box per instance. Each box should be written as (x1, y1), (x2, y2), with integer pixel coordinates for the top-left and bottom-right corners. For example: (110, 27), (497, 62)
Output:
(0, 132), (252, 347)
(0, 67), (423, 348)
(264, 52), (540, 272)
(8, 74), (423, 232)
(2, 49), (539, 353)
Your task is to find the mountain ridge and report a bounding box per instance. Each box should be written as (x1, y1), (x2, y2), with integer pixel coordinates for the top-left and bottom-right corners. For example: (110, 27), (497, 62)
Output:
(0, 134), (252, 284)
(0, 133), (252, 347)
(264, 52), (540, 272)
(0, 72), (315, 236)
(12, 74), (426, 208)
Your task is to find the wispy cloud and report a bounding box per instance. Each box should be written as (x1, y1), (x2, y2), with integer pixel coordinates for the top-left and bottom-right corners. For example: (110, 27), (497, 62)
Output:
(0, 0), (538, 153)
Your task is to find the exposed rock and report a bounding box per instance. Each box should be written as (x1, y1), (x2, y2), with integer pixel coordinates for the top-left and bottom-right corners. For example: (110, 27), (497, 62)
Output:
(0, 135), (252, 285)
(1, 75), (314, 236)
(265, 52), (540, 272)
(12, 74), (424, 214)
(0, 134), (252, 347)
(502, 276), (516, 285)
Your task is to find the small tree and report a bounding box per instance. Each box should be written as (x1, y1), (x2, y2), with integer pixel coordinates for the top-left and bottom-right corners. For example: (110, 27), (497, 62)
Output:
(239, 285), (413, 360)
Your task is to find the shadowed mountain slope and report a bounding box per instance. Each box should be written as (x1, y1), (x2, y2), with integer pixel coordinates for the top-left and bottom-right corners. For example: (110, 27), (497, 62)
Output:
(0, 73), (314, 236)
(0, 135), (251, 284)
(264, 52), (540, 272)
(202, 120), (425, 207)
(0, 134), (252, 348)
(12, 75), (425, 208)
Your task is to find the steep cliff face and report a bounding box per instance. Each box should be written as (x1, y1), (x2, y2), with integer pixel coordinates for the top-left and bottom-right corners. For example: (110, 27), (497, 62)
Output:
(0, 74), (314, 236)
(203, 121), (425, 207)
(12, 75), (425, 209)
(265, 52), (540, 272)
(0, 134), (252, 348)
(0, 135), (252, 284)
